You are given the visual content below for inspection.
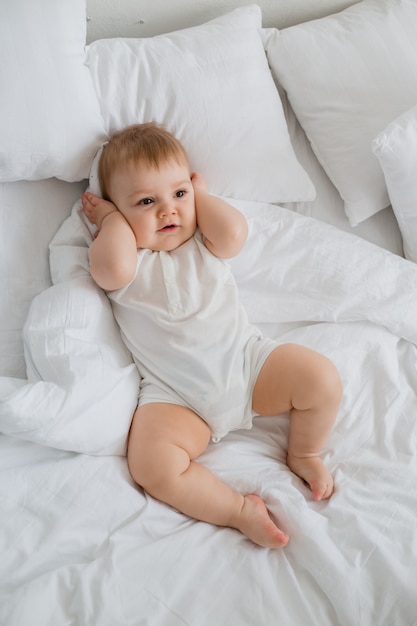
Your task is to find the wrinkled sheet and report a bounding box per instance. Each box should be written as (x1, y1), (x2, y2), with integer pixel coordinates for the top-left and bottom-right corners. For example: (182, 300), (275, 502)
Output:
(1, 200), (417, 625)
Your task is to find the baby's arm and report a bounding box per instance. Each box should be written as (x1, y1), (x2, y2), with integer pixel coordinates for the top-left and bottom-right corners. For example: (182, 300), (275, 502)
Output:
(192, 173), (248, 258)
(81, 192), (138, 291)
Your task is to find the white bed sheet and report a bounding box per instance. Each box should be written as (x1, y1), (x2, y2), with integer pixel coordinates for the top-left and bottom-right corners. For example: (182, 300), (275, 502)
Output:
(0, 7), (413, 620)
(1, 197), (417, 625)
(1, 367), (416, 626)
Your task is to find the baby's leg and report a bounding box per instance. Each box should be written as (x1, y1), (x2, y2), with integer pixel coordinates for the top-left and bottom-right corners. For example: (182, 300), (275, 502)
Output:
(252, 344), (342, 501)
(127, 403), (289, 548)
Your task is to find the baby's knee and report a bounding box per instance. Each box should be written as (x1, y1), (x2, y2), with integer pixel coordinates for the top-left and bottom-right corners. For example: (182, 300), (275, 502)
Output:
(127, 437), (189, 497)
(127, 442), (149, 490)
(128, 442), (161, 492)
(316, 353), (343, 405)
(286, 343), (341, 397)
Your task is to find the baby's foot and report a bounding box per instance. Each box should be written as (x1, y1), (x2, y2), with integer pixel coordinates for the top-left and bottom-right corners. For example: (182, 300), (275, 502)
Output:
(287, 453), (334, 501)
(232, 494), (289, 548)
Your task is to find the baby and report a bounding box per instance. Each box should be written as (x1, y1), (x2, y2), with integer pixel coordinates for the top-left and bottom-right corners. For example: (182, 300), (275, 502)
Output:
(82, 122), (342, 548)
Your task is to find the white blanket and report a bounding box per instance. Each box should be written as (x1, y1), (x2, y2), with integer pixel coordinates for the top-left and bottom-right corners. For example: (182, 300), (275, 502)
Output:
(1, 199), (417, 625)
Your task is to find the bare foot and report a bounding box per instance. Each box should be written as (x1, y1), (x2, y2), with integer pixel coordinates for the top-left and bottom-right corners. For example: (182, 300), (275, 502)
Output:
(231, 494), (289, 548)
(287, 453), (334, 501)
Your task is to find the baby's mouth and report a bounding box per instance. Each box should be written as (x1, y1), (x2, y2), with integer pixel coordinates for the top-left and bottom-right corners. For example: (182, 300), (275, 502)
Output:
(158, 224), (178, 232)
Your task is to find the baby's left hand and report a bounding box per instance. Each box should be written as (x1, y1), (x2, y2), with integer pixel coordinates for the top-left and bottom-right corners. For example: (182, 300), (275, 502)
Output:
(81, 192), (118, 229)
(191, 172), (208, 193)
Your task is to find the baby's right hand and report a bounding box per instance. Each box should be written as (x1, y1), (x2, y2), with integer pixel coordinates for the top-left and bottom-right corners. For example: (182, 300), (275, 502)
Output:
(81, 192), (117, 229)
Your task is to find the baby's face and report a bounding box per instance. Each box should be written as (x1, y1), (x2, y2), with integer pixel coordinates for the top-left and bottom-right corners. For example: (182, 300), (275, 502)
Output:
(109, 159), (197, 251)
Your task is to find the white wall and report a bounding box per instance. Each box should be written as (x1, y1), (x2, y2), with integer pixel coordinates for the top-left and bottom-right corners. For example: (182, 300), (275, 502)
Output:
(86, 0), (360, 42)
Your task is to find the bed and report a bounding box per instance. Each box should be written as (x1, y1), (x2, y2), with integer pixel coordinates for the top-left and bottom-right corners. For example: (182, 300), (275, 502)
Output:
(1, 0), (417, 624)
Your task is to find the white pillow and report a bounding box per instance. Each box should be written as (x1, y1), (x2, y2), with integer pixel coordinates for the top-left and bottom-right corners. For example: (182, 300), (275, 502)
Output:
(85, 5), (315, 204)
(0, 178), (86, 379)
(264, 0), (417, 226)
(0, 276), (139, 455)
(373, 105), (417, 263)
(0, 0), (106, 182)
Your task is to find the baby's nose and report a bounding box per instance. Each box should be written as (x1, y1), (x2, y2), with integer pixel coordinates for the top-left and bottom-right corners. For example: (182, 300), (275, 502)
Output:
(159, 201), (176, 217)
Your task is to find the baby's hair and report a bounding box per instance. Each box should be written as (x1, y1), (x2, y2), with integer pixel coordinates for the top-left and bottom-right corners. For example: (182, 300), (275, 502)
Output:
(98, 122), (190, 201)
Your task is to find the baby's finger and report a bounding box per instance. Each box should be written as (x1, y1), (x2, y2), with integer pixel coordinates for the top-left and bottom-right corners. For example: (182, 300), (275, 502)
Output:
(82, 192), (98, 207)
(81, 193), (91, 208)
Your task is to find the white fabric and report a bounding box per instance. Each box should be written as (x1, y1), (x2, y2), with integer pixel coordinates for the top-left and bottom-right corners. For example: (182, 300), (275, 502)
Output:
(85, 6), (315, 204)
(0, 90), (404, 383)
(0, 178), (86, 378)
(1, 197), (417, 455)
(264, 0), (417, 226)
(108, 231), (267, 440)
(0, 0), (106, 182)
(373, 104), (417, 263)
(2, 199), (417, 624)
(0, 276), (138, 455)
(260, 47), (404, 257)
(2, 3), (417, 620)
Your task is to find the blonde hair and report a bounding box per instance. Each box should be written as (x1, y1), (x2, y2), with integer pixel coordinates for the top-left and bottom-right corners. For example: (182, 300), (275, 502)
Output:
(98, 123), (190, 201)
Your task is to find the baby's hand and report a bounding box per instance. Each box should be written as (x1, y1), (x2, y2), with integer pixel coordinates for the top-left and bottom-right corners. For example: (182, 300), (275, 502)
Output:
(81, 192), (117, 229)
(191, 171), (208, 193)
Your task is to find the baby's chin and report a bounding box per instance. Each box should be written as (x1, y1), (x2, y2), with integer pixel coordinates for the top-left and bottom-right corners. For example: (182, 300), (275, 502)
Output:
(142, 230), (196, 252)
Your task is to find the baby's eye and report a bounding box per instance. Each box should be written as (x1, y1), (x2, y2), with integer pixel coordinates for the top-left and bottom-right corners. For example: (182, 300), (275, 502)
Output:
(139, 197), (153, 206)
(175, 190), (186, 198)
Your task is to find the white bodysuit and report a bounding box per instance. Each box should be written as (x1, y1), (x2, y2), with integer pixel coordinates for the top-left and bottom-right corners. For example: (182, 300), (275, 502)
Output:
(108, 231), (277, 440)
